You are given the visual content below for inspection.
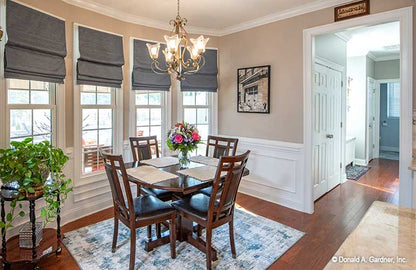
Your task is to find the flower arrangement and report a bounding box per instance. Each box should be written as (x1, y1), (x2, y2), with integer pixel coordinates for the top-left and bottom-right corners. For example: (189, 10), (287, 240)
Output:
(167, 122), (202, 168)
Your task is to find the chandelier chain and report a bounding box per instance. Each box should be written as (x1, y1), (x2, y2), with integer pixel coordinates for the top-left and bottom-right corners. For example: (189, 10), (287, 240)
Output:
(177, 0), (180, 17)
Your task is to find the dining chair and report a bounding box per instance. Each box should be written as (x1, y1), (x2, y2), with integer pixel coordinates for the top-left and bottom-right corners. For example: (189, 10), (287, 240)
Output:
(172, 150), (250, 270)
(199, 136), (239, 197)
(100, 149), (176, 270)
(129, 136), (173, 202)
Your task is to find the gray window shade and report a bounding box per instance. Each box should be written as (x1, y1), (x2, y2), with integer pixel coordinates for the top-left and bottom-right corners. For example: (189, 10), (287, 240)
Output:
(4, 0), (67, 83)
(132, 39), (171, 91)
(180, 49), (218, 92)
(77, 26), (124, 88)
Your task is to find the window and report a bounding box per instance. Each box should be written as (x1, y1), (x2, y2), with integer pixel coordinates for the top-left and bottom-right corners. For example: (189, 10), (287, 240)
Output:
(387, 82), (400, 118)
(135, 91), (164, 154)
(80, 85), (115, 174)
(182, 92), (211, 155)
(7, 79), (56, 145)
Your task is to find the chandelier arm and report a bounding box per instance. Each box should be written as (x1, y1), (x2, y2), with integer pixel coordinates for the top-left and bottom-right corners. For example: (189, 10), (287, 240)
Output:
(151, 61), (169, 74)
(183, 56), (205, 75)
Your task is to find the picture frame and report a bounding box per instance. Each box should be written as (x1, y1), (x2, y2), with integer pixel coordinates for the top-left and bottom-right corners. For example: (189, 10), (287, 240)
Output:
(237, 65), (270, 114)
(334, 0), (370, 22)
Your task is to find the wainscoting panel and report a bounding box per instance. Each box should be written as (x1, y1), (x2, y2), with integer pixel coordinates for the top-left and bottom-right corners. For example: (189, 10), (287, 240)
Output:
(228, 136), (306, 212)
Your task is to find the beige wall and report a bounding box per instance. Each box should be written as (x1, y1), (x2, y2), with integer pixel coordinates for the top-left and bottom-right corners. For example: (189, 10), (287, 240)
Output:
(218, 0), (415, 143)
(16, 0), (219, 148)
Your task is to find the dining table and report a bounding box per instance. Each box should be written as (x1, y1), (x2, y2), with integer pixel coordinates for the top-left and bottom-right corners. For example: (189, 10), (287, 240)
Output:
(125, 158), (250, 261)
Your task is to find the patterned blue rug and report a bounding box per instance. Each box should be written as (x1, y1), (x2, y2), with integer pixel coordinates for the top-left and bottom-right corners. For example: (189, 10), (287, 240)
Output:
(63, 207), (304, 269)
(346, 164), (371, 180)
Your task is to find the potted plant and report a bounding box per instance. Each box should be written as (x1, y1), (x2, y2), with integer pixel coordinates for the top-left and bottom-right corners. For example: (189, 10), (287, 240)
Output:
(167, 122), (202, 168)
(0, 138), (72, 232)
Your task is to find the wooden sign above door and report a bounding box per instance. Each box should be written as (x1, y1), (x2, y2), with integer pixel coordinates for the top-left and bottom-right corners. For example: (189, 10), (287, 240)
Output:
(334, 0), (370, 22)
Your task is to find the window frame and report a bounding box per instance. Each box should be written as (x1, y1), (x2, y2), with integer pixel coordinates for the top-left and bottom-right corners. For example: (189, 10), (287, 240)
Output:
(386, 81), (400, 119)
(73, 24), (124, 186)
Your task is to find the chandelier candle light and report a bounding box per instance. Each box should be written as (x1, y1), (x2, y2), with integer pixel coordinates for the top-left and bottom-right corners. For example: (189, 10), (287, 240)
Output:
(146, 0), (209, 80)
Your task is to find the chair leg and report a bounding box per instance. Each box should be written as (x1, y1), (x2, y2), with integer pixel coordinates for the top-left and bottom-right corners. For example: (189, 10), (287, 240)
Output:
(112, 218), (119, 253)
(147, 225), (152, 241)
(156, 223), (162, 238)
(206, 227), (212, 270)
(129, 228), (136, 270)
(136, 184), (141, 196)
(178, 215), (182, 241)
(169, 216), (176, 259)
(229, 218), (236, 259)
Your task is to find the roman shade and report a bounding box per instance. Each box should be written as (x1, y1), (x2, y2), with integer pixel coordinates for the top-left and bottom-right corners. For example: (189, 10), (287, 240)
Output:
(77, 26), (124, 88)
(4, 0), (67, 83)
(180, 49), (218, 92)
(132, 39), (171, 91)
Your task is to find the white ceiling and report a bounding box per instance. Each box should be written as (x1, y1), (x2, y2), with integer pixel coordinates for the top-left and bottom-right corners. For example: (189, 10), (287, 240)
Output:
(63, 0), (354, 36)
(343, 21), (400, 61)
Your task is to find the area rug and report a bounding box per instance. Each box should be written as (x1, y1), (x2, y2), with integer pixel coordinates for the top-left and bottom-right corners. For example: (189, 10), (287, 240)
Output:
(346, 164), (371, 180)
(63, 207), (304, 270)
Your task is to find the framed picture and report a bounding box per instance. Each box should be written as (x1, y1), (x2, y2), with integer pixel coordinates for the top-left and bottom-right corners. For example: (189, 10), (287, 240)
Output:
(334, 0), (369, 22)
(237, 65), (270, 114)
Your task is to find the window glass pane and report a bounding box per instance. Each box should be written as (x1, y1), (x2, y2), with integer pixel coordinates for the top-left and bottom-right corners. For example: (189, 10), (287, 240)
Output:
(197, 108), (209, 124)
(30, 81), (48, 90)
(150, 108), (161, 126)
(183, 92), (195, 105)
(82, 130), (98, 147)
(33, 134), (51, 144)
(184, 108), (196, 124)
(150, 126), (161, 141)
(136, 126), (149, 137)
(99, 129), (112, 147)
(137, 108), (149, 126)
(387, 82), (400, 118)
(197, 124), (209, 141)
(82, 109), (98, 130)
(196, 92), (208, 105)
(136, 93), (148, 105)
(99, 109), (112, 129)
(81, 92), (96, 105)
(33, 109), (51, 135)
(97, 86), (111, 93)
(10, 110), (32, 138)
(82, 85), (97, 92)
(9, 79), (29, 89)
(149, 92), (161, 105)
(8, 90), (29, 104)
(97, 93), (111, 105)
(31, 90), (49, 104)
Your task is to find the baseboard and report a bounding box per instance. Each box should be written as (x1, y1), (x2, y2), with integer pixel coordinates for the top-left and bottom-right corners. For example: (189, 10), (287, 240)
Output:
(355, 159), (368, 166)
(380, 146), (399, 152)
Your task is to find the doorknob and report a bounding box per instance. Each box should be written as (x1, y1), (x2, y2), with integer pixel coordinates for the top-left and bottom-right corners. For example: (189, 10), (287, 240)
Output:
(326, 134), (334, 139)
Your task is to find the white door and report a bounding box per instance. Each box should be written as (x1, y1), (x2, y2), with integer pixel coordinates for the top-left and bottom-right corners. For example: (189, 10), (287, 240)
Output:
(313, 62), (342, 200)
(367, 77), (377, 160)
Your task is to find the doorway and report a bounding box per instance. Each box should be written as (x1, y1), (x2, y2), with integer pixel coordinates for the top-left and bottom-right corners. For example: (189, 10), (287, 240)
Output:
(303, 7), (413, 214)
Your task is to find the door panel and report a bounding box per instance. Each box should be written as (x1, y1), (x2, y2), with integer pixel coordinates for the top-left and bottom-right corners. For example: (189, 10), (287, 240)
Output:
(313, 63), (342, 200)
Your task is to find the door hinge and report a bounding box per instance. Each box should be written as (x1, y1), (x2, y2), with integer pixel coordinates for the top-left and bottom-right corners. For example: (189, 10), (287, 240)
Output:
(340, 122), (343, 128)
(340, 162), (342, 169)
(341, 81), (344, 88)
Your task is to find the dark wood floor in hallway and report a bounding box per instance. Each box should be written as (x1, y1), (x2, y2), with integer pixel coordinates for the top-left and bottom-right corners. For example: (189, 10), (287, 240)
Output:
(5, 158), (399, 270)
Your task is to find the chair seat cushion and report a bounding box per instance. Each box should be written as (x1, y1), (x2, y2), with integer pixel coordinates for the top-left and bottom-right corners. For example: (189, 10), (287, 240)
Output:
(133, 195), (175, 219)
(199, 186), (212, 197)
(171, 193), (212, 220)
(141, 187), (173, 201)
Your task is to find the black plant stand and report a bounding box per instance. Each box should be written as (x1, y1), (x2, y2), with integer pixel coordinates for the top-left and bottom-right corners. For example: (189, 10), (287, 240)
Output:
(0, 185), (61, 270)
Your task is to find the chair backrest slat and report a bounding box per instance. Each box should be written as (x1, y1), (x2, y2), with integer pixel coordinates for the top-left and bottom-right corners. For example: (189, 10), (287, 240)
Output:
(100, 149), (134, 220)
(129, 136), (160, 162)
(208, 150), (250, 223)
(206, 135), (239, 159)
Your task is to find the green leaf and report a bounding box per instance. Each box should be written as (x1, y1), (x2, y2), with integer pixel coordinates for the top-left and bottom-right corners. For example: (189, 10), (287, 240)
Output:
(0, 222), (5, 228)
(27, 187), (35, 193)
(6, 213), (12, 222)
(41, 208), (47, 218)
(6, 224), (13, 229)
(18, 211), (25, 217)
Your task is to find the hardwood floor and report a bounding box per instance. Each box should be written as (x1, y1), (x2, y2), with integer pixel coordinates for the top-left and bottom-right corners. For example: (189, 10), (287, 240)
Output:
(5, 158), (399, 270)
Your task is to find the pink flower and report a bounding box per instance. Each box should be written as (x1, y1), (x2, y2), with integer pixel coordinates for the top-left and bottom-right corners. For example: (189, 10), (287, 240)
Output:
(192, 132), (201, 141)
(174, 134), (183, 143)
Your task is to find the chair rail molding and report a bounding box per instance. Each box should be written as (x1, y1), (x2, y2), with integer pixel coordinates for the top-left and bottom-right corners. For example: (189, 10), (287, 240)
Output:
(218, 135), (306, 212)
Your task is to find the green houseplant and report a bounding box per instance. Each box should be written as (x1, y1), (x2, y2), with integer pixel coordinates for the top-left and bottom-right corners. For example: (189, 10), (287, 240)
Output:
(0, 138), (72, 232)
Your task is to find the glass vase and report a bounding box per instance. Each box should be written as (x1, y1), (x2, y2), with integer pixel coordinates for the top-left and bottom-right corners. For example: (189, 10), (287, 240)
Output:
(178, 150), (191, 169)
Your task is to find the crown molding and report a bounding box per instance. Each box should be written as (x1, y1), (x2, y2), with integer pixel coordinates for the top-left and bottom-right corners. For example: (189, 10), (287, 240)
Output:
(367, 51), (377, 61)
(366, 51), (400, 62)
(63, 0), (355, 37)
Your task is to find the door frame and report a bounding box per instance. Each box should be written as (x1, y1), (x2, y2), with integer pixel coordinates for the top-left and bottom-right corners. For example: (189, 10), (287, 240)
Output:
(377, 78), (401, 153)
(366, 76), (377, 162)
(303, 7), (413, 214)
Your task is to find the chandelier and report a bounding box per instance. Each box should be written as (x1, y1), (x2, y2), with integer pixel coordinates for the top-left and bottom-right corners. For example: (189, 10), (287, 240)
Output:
(146, 0), (209, 81)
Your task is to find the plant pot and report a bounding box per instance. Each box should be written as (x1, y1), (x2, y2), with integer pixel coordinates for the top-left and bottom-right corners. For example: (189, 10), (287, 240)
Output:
(24, 185), (44, 198)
